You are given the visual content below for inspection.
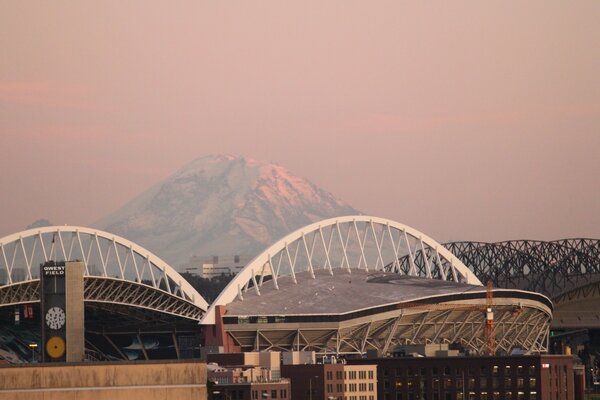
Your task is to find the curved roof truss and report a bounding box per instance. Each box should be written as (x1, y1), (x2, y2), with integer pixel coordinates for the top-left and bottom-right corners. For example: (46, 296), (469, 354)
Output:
(202, 216), (480, 324)
(0, 226), (208, 312)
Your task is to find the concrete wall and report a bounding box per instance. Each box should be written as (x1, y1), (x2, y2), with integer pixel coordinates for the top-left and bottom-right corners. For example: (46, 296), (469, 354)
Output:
(65, 261), (84, 363)
(0, 360), (206, 400)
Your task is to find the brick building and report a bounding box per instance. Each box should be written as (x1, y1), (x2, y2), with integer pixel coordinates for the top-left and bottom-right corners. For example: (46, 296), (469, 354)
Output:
(281, 362), (377, 400)
(348, 354), (575, 400)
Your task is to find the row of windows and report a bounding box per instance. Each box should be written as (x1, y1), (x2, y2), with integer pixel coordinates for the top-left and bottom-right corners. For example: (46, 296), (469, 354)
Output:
(327, 382), (376, 393)
(386, 376), (537, 391)
(250, 389), (287, 399)
(327, 370), (376, 380)
(327, 370), (376, 381)
(344, 396), (375, 400)
(384, 392), (537, 400)
(384, 365), (537, 378)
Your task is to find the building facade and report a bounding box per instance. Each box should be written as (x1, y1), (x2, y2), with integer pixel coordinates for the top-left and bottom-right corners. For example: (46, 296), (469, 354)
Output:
(281, 362), (378, 400)
(184, 255), (254, 279)
(349, 355), (575, 400)
(0, 360), (207, 400)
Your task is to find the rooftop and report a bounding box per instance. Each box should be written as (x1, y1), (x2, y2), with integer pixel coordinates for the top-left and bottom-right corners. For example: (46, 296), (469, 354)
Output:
(226, 269), (488, 316)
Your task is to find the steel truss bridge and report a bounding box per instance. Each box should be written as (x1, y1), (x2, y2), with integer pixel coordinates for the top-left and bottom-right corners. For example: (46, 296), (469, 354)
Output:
(0, 226), (208, 321)
(442, 240), (600, 299)
(400, 239), (600, 330)
(204, 216), (552, 356)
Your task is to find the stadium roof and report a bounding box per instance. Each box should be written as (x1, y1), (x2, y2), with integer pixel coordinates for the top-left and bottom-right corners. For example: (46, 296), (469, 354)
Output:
(226, 269), (552, 317)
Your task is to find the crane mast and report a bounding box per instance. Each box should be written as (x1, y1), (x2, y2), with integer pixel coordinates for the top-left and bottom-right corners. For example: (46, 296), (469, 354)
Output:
(485, 280), (496, 355)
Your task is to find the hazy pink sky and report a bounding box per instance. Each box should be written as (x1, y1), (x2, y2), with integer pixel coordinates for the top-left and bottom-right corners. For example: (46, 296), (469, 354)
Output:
(1, 1), (599, 242)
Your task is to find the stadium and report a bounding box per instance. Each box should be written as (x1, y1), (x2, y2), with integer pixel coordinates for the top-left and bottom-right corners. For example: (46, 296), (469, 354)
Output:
(0, 216), (553, 363)
(0, 226), (207, 362)
(202, 216), (552, 356)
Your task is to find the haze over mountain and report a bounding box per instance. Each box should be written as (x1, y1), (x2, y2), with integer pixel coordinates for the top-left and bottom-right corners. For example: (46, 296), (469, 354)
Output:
(95, 155), (360, 269)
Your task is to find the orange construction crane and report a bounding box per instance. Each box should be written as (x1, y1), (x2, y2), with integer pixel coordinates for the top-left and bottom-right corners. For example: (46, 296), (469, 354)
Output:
(485, 280), (496, 356)
(396, 280), (497, 355)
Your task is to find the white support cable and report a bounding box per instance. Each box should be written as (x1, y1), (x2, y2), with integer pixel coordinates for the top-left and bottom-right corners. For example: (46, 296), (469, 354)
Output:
(434, 247), (447, 281)
(122, 250), (131, 280)
(335, 221), (351, 273)
(251, 271), (261, 296)
(75, 231), (89, 274)
(354, 221), (368, 271)
(163, 266), (172, 294)
(19, 237), (33, 280)
(129, 246), (141, 283)
(66, 232), (75, 260)
(376, 222), (387, 270)
(31, 236), (39, 274)
(319, 226), (334, 275)
(368, 222), (380, 269)
(57, 231), (67, 265)
(258, 263), (266, 287)
(342, 222), (354, 268)
(38, 232), (48, 263)
(268, 254), (279, 290)
(291, 240), (301, 276)
(308, 231), (318, 265)
(112, 239), (125, 279)
(419, 237), (432, 279)
(146, 257), (157, 289)
(403, 229), (417, 276)
(388, 223), (401, 273)
(93, 233), (107, 277)
(302, 233), (316, 279)
(104, 241), (114, 277)
(275, 251), (284, 282)
(284, 243), (297, 284)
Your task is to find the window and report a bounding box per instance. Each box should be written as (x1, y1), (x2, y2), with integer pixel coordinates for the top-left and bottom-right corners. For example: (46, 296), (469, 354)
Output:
(517, 366), (524, 375)
(280, 389), (287, 398)
(529, 365), (536, 376)
(529, 377), (537, 389)
(271, 389), (278, 398)
(368, 370), (374, 379)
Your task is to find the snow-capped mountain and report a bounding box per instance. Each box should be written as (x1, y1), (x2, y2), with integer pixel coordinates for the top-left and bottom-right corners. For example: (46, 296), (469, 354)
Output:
(95, 155), (359, 269)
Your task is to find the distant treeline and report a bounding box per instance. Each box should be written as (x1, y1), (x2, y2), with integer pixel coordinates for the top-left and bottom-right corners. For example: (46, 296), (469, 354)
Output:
(181, 272), (234, 303)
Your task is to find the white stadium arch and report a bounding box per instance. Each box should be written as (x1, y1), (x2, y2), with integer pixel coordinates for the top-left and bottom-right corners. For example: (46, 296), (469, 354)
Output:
(202, 215), (482, 324)
(0, 226), (208, 320)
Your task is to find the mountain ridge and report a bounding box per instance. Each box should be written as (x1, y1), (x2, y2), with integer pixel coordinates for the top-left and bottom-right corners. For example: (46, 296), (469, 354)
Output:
(95, 155), (360, 269)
